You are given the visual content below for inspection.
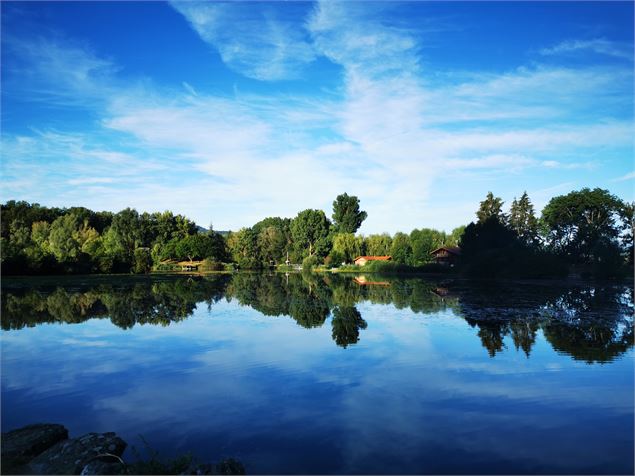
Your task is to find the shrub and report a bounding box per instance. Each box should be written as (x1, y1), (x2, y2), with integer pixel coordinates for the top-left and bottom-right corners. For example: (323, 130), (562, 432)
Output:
(302, 255), (319, 270)
(200, 259), (224, 271)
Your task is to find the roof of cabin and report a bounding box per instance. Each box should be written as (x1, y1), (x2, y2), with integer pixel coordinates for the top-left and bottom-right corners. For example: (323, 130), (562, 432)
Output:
(429, 246), (461, 256)
(353, 255), (392, 261)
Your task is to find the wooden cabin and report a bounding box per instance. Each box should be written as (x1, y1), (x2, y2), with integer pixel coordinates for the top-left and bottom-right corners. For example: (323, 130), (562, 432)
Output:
(429, 246), (461, 266)
(353, 255), (392, 266)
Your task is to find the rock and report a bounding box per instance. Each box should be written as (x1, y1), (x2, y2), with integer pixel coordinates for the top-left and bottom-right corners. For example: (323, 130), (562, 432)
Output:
(80, 457), (127, 475)
(180, 462), (214, 475)
(1, 423), (69, 471)
(216, 458), (245, 475)
(28, 432), (126, 475)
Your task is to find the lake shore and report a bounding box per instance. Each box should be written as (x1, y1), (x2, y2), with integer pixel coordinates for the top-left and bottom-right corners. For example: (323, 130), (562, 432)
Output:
(2, 269), (632, 287)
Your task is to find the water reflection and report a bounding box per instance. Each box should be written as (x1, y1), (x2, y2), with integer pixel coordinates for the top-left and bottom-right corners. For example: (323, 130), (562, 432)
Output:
(2, 273), (633, 362)
(332, 307), (367, 348)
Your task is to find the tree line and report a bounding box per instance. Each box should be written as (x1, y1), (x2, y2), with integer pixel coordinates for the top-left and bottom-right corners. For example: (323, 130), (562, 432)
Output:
(1, 187), (632, 277)
(1, 203), (226, 274)
(460, 188), (633, 278)
(225, 193), (465, 270)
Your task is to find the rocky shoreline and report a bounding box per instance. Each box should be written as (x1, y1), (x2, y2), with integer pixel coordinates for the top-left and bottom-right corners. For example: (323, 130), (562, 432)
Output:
(1, 424), (244, 475)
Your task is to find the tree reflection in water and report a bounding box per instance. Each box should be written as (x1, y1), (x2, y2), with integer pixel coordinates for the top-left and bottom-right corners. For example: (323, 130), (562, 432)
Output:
(331, 306), (367, 348)
(2, 273), (632, 362)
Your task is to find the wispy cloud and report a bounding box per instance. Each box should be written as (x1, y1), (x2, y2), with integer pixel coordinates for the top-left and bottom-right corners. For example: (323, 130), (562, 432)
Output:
(67, 177), (115, 186)
(308, 2), (420, 78)
(612, 171), (635, 182)
(2, 1), (633, 232)
(540, 38), (633, 61)
(171, 1), (316, 81)
(2, 35), (118, 108)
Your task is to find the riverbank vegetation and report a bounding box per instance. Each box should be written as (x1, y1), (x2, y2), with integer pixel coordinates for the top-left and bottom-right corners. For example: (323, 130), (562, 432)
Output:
(2, 188), (632, 278)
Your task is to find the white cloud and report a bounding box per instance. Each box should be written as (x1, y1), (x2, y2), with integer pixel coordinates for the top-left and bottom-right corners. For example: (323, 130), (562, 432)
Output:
(182, 81), (198, 97)
(540, 38), (633, 61)
(3, 35), (118, 107)
(171, 1), (316, 81)
(2, 3), (633, 233)
(424, 65), (632, 125)
(308, 2), (420, 77)
(67, 177), (115, 185)
(612, 171), (635, 182)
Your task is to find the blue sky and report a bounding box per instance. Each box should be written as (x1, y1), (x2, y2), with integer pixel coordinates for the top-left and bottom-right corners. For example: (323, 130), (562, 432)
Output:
(1, 1), (633, 233)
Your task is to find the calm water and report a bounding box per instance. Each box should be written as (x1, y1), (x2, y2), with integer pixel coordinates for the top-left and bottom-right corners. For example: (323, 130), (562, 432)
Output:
(2, 273), (633, 474)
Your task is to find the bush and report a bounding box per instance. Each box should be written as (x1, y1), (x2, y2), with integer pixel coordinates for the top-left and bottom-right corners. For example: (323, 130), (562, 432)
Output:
(460, 246), (568, 279)
(200, 259), (224, 271)
(590, 240), (628, 278)
(326, 250), (346, 267)
(153, 262), (179, 272)
(220, 262), (236, 271)
(302, 255), (319, 270)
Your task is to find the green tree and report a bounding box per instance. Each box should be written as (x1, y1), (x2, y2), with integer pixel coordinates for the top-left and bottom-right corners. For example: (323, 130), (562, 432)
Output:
(332, 193), (367, 233)
(110, 208), (142, 264)
(154, 211), (178, 245)
(31, 221), (51, 250)
(477, 192), (505, 223)
(291, 209), (331, 259)
(410, 228), (445, 265)
(227, 228), (261, 268)
(9, 219), (31, 248)
(509, 192), (538, 243)
(1, 201), (63, 240)
(364, 234), (392, 256)
(390, 232), (412, 264)
(101, 227), (127, 266)
(619, 201), (633, 267)
(258, 225), (287, 265)
(133, 247), (152, 273)
(49, 214), (81, 262)
(138, 212), (159, 247)
(74, 221), (100, 251)
(332, 233), (363, 263)
(459, 218), (519, 277)
(250, 217), (291, 266)
(174, 214), (197, 240)
(448, 225), (466, 246)
(175, 234), (221, 262)
(541, 188), (625, 266)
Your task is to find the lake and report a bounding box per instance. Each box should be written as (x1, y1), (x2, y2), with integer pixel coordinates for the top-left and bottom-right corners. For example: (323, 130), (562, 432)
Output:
(1, 273), (633, 474)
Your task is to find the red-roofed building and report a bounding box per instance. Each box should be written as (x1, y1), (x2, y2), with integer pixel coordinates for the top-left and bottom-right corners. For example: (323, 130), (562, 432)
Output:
(353, 255), (392, 266)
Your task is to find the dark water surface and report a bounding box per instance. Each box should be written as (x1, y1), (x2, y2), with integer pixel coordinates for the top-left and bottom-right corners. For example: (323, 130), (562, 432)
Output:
(2, 273), (633, 474)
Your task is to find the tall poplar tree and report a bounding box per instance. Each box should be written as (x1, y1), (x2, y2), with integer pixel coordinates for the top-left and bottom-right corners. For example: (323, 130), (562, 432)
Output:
(332, 193), (367, 233)
(476, 192), (505, 223)
(509, 192), (538, 243)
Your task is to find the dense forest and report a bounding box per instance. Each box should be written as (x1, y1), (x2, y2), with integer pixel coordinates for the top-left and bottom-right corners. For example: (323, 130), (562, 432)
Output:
(1, 188), (632, 278)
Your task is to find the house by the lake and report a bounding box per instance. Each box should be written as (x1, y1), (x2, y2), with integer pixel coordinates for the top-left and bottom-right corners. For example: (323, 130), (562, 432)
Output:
(353, 255), (392, 266)
(429, 246), (461, 266)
